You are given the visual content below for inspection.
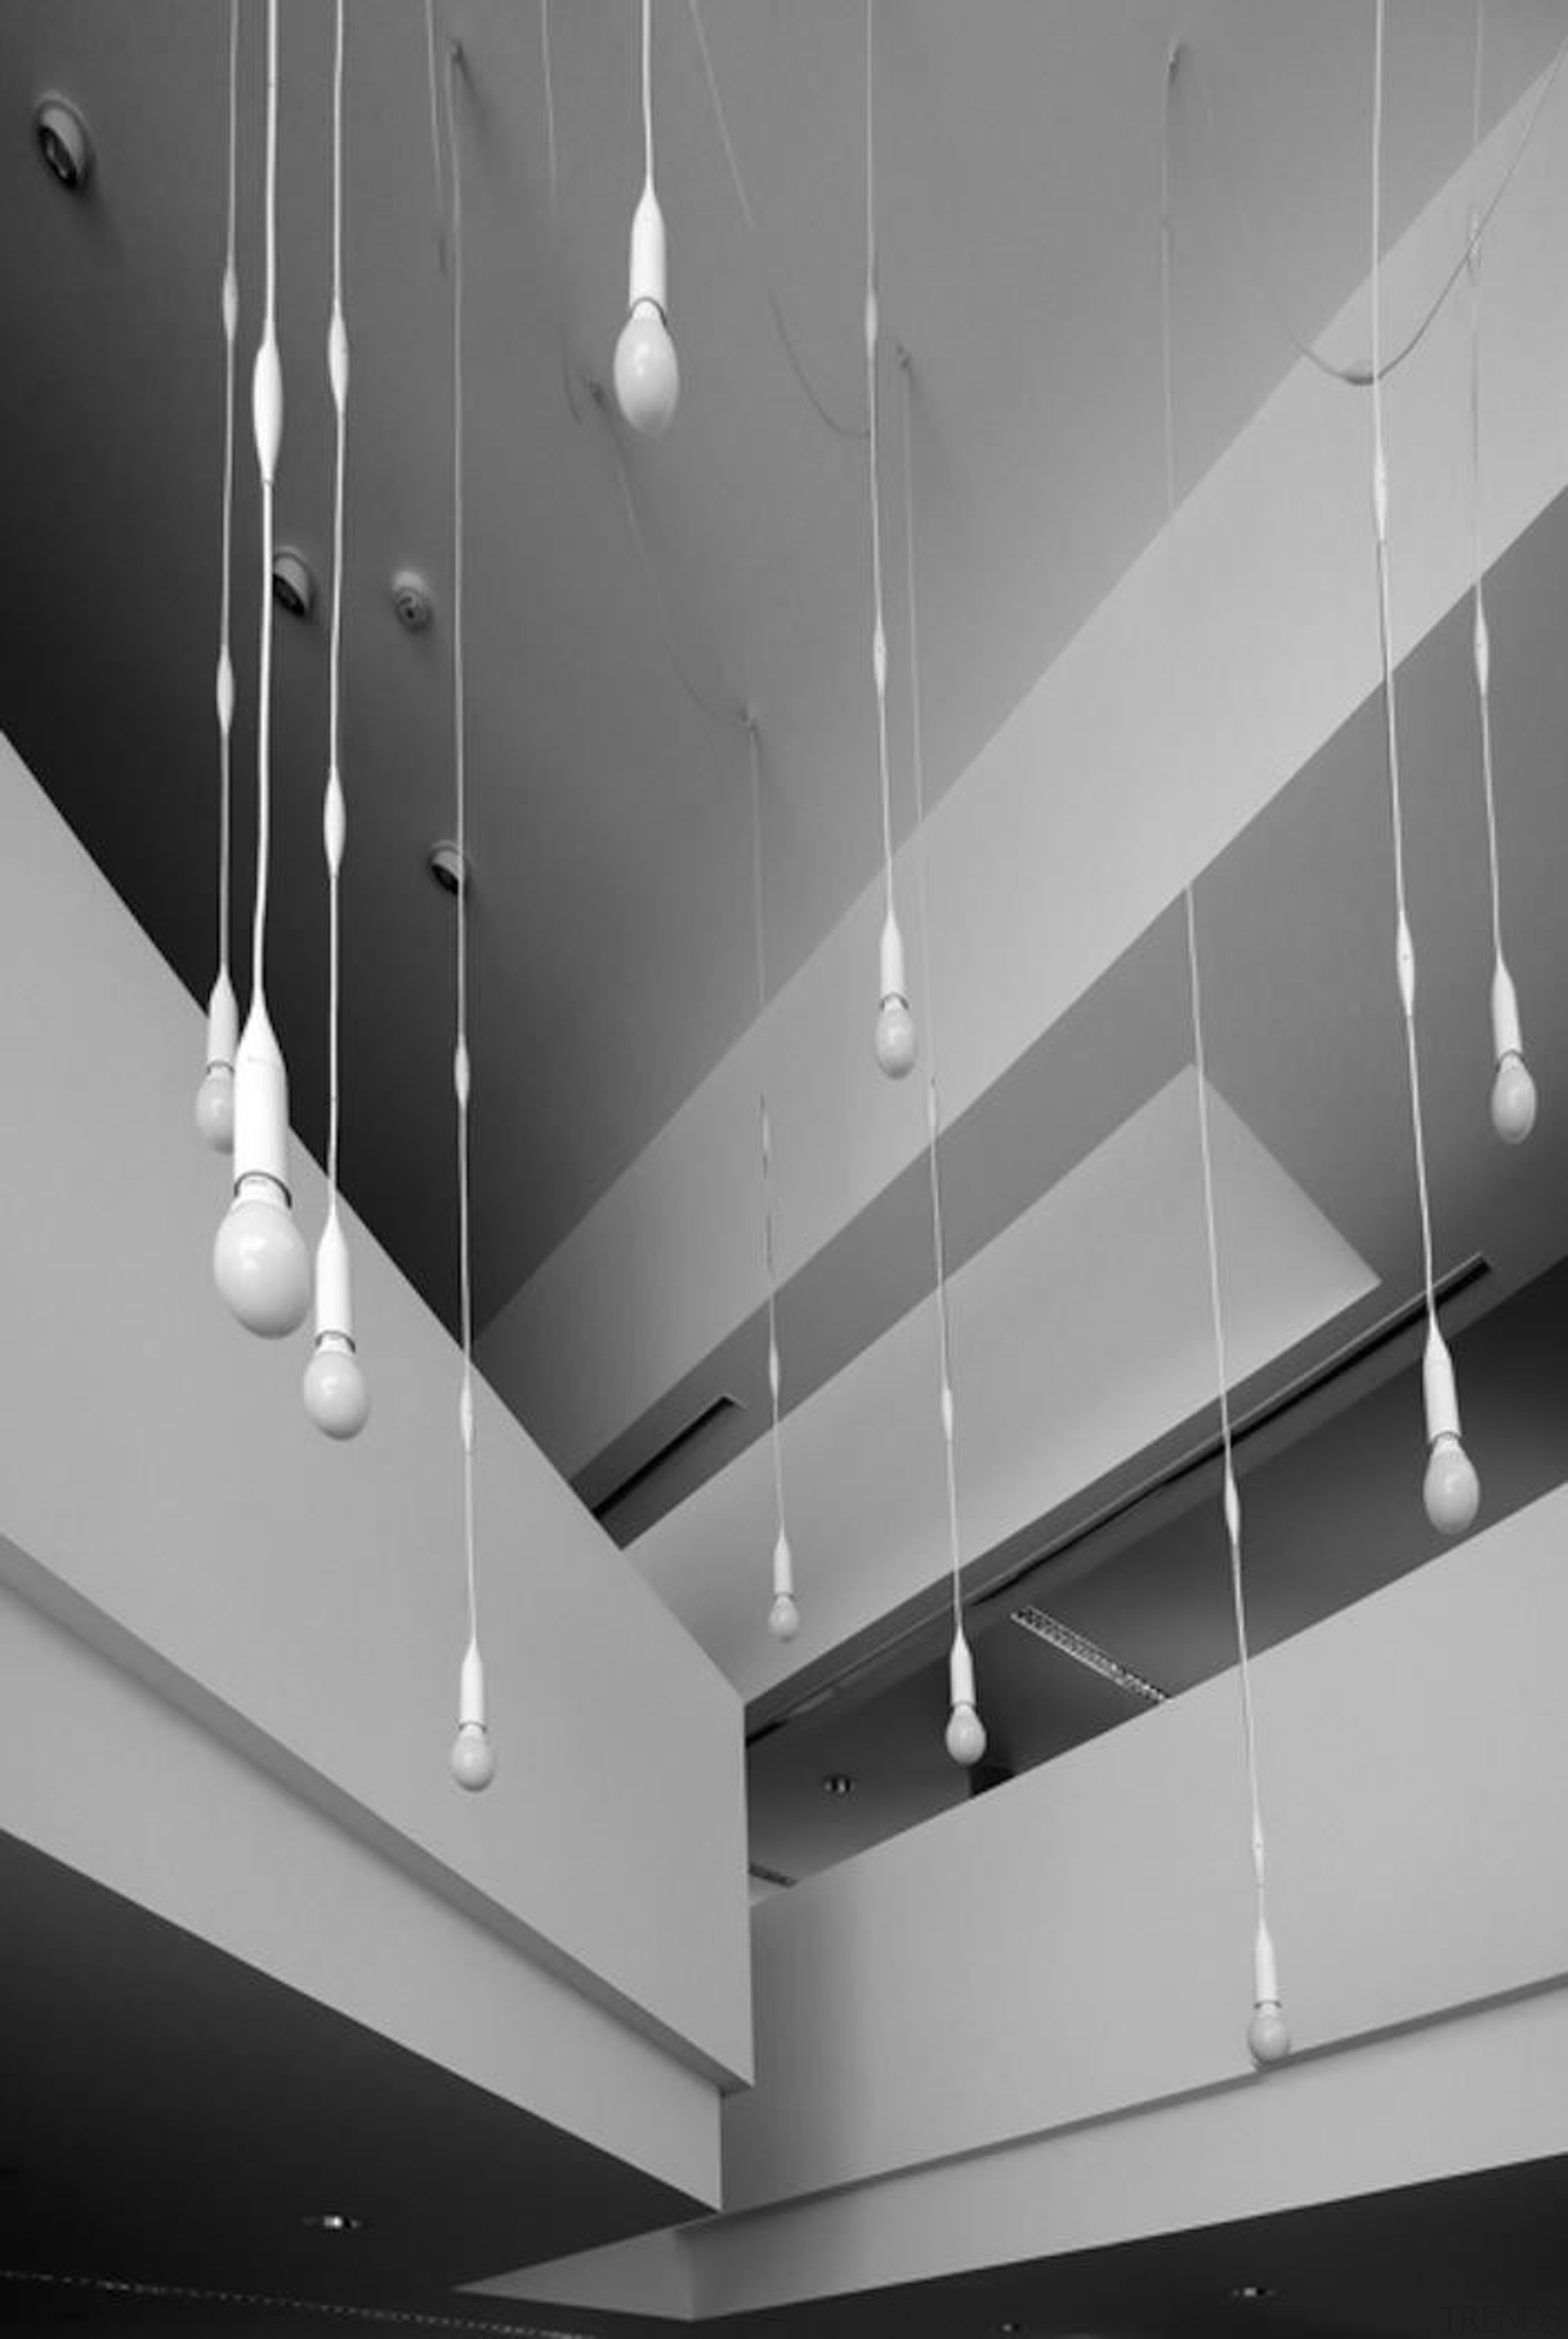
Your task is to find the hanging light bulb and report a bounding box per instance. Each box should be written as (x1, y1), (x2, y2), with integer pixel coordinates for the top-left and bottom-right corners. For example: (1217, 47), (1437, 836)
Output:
(944, 1627), (986, 1767)
(214, 1002), (312, 1336)
(196, 968), (238, 1151)
(302, 2), (369, 1442)
(198, 3), (241, 1156)
(874, 909), (917, 1078)
(450, 1635), (496, 1792)
(768, 1528), (800, 1641)
(1461, 2), (1539, 1155)
(1488, 962), (1537, 1144)
(1366, 0), (1480, 1538)
(1247, 1917), (1291, 2068)
(215, 0), (309, 1339)
(614, 0), (679, 436)
(303, 1206), (370, 1438)
(862, 1), (915, 1079)
(1422, 1323), (1479, 1535)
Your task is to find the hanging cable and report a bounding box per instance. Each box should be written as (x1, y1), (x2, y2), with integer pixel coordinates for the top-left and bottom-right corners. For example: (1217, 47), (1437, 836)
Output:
(303, 0), (371, 1442)
(439, 40), (495, 1795)
(685, 0), (865, 442)
(538, 0), (587, 421)
(196, 0), (241, 1154)
(1465, 1), (1537, 1147)
(864, 0), (915, 1083)
(1186, 26), (1568, 391)
(212, 0), (312, 1341)
(747, 721), (801, 1644)
(1367, 0), (1481, 1543)
(1162, 61), (1288, 2065)
(588, 378), (742, 728)
(896, 356), (985, 1769)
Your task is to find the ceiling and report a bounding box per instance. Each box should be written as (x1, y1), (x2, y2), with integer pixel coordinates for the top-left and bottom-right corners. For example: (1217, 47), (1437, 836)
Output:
(0, 1828), (691, 2330)
(0, 0), (1561, 1330)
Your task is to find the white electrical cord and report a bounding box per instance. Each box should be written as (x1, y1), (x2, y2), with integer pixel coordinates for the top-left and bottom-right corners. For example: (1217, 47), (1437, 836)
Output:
(747, 721), (799, 1641)
(896, 357), (984, 1769)
(1163, 58), (1286, 2063)
(864, 0), (914, 1079)
(1465, 0), (1536, 1147)
(216, 0), (239, 1007)
(1187, 21), (1568, 391)
(325, 0), (348, 1219)
(685, 0), (864, 442)
(251, 0), (281, 1014)
(438, 39), (492, 1789)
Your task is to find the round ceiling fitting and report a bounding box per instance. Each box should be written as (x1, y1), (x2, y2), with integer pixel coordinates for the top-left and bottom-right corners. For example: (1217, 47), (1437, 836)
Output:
(427, 841), (468, 898)
(34, 96), (92, 192)
(390, 568), (434, 632)
(271, 548), (316, 621)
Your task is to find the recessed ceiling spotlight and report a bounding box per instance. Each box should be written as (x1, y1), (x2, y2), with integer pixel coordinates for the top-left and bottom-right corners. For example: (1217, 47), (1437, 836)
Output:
(821, 1774), (855, 1798)
(1230, 2284), (1275, 2302)
(271, 547), (316, 621)
(301, 2212), (364, 2235)
(427, 840), (467, 897)
(34, 95), (92, 191)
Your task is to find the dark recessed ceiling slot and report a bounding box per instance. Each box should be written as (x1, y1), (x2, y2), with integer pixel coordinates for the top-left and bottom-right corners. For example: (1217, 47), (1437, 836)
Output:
(591, 1394), (741, 1526)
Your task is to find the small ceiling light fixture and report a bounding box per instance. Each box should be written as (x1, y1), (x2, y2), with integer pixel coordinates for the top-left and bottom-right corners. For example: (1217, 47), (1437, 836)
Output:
(271, 546), (316, 621)
(821, 1773), (855, 1797)
(34, 95), (92, 191)
(1231, 2284), (1275, 2302)
(301, 2212), (363, 2234)
(428, 839), (467, 896)
(614, 0), (679, 435)
(391, 567), (434, 631)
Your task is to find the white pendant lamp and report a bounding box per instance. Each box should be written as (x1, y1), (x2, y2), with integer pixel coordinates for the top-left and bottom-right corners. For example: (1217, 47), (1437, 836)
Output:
(614, 0), (679, 436)
(213, 0), (311, 1339)
(745, 721), (801, 1644)
(1366, 0), (1479, 1538)
(195, 0), (241, 1155)
(303, 0), (370, 1440)
(436, 39), (494, 1793)
(1465, 2), (1537, 1147)
(896, 356), (985, 1769)
(864, 0), (914, 1082)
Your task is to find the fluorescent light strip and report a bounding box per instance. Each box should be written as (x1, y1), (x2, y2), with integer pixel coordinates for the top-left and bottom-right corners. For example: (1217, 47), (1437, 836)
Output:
(1009, 1604), (1167, 1706)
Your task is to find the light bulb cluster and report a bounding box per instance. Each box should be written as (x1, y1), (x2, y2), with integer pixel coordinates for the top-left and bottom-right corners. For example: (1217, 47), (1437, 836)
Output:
(206, 0), (370, 1450)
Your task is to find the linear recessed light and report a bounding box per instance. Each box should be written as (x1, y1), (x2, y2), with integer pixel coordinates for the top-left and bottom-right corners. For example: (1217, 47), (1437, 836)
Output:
(1009, 1604), (1167, 1704)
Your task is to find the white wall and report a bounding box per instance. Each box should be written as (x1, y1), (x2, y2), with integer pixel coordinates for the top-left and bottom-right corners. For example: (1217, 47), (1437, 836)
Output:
(725, 1481), (1568, 2209)
(0, 738), (751, 2106)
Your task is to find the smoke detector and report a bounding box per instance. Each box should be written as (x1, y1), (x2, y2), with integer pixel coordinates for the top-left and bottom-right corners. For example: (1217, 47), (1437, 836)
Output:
(271, 548), (316, 621)
(34, 96), (92, 192)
